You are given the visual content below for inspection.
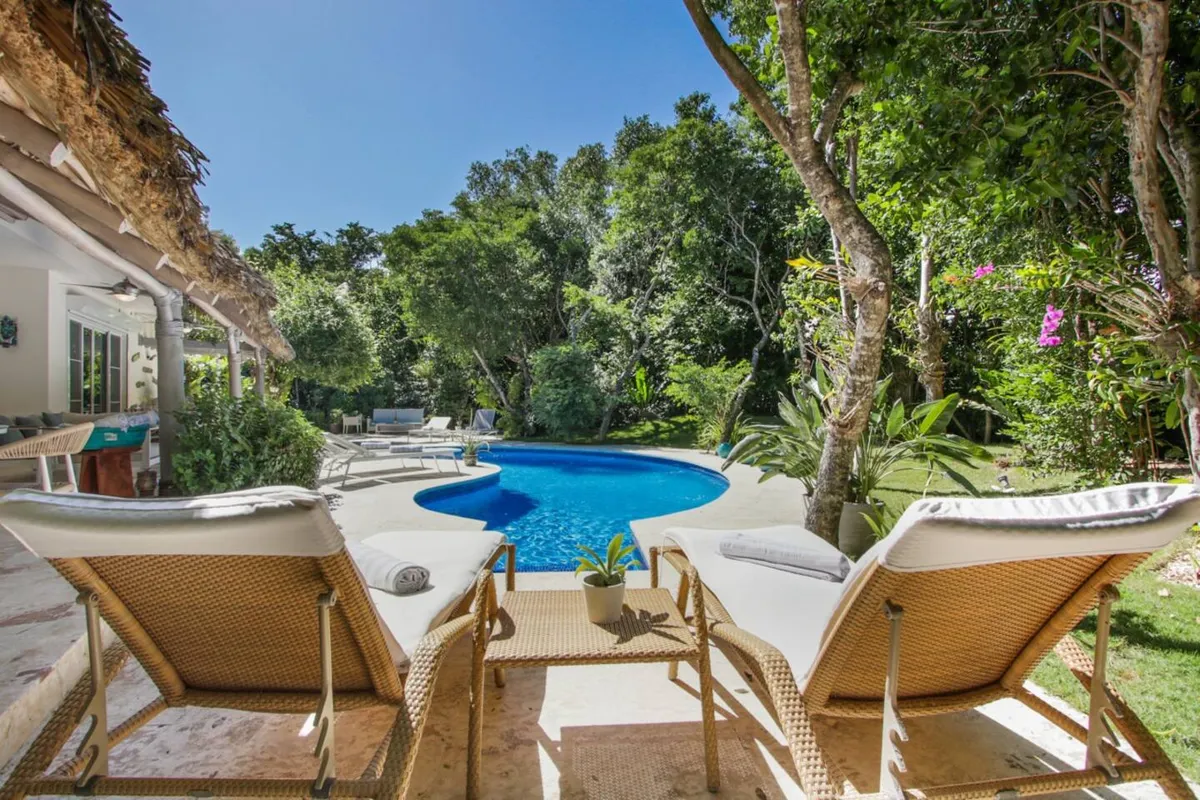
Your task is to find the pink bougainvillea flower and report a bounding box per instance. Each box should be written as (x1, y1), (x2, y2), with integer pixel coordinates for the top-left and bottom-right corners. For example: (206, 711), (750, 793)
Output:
(1038, 303), (1065, 347)
(972, 262), (995, 279)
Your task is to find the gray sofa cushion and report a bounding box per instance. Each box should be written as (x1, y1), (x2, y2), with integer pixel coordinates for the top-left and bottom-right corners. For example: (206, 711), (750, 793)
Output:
(13, 415), (42, 439)
(0, 416), (22, 445)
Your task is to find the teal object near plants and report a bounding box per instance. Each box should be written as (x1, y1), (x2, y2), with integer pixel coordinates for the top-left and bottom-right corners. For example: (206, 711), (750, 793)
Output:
(716, 442), (733, 458)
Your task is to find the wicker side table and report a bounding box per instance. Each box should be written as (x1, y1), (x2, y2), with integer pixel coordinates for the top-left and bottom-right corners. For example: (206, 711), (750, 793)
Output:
(469, 587), (719, 797)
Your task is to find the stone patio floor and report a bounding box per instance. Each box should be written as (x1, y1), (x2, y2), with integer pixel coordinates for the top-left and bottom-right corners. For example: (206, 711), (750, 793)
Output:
(1, 445), (1197, 798)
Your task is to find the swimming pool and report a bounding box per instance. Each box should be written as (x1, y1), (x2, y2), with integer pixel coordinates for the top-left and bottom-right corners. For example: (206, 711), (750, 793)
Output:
(415, 446), (729, 571)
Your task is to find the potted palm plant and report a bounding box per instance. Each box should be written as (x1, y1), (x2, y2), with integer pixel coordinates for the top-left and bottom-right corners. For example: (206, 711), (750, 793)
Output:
(461, 436), (483, 467)
(575, 533), (641, 624)
(726, 369), (990, 557)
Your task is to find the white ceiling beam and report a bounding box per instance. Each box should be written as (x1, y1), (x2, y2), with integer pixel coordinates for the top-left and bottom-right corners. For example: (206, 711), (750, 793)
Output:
(0, 104), (63, 165)
(0, 143), (125, 232)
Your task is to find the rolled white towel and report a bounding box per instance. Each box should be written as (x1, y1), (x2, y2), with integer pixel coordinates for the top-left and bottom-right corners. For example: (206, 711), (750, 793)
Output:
(718, 532), (851, 582)
(347, 540), (430, 595)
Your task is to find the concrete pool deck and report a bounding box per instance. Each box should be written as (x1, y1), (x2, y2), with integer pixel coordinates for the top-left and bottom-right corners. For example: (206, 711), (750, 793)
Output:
(0, 445), (1195, 798)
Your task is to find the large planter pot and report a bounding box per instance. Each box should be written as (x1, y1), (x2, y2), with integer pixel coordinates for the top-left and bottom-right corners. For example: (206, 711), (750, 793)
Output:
(330, 423), (343, 434)
(582, 574), (626, 624)
(715, 442), (733, 459)
(463, 453), (478, 467)
(839, 501), (882, 559)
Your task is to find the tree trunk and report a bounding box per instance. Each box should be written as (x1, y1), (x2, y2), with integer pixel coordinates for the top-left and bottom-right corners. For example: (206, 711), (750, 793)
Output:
(825, 138), (853, 325)
(682, 0), (893, 546)
(1125, 3), (1200, 483)
(597, 338), (650, 441)
(916, 233), (946, 402)
(472, 348), (515, 417)
(722, 319), (777, 443)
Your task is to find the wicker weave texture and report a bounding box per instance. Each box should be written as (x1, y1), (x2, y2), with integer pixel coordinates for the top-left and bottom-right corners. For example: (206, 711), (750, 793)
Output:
(808, 555), (1106, 702)
(0, 423), (93, 460)
(484, 589), (699, 667)
(67, 552), (397, 696)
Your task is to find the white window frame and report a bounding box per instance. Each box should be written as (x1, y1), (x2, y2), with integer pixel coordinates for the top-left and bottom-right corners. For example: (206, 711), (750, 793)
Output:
(68, 312), (127, 415)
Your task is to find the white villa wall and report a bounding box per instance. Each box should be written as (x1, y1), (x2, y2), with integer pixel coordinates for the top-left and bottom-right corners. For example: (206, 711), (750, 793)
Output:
(1, 220), (158, 417)
(0, 264), (54, 413)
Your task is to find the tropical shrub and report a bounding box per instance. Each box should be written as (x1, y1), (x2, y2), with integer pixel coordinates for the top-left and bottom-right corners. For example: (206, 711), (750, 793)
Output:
(727, 372), (990, 503)
(665, 358), (750, 449)
(530, 344), (603, 438)
(626, 365), (660, 419)
(173, 388), (326, 495)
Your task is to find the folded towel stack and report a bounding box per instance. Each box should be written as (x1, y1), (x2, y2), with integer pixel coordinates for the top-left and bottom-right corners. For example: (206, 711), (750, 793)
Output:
(718, 532), (851, 581)
(347, 540), (430, 594)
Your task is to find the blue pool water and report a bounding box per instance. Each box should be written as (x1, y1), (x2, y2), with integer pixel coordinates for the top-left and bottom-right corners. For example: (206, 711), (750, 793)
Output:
(415, 446), (729, 571)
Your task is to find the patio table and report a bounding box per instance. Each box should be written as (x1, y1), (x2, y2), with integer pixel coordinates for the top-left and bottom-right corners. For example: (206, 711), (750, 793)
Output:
(469, 585), (719, 797)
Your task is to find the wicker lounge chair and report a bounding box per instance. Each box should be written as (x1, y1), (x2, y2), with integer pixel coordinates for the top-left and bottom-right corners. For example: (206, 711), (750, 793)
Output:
(0, 486), (514, 800)
(0, 422), (93, 492)
(655, 483), (1200, 800)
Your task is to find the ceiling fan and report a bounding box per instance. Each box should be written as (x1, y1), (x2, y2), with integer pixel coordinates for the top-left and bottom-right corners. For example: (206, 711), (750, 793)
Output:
(63, 278), (141, 303)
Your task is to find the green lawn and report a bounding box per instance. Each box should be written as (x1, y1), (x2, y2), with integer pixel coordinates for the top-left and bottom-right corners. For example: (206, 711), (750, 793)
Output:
(1029, 541), (1200, 778)
(601, 415), (701, 448)
(597, 429), (1200, 778)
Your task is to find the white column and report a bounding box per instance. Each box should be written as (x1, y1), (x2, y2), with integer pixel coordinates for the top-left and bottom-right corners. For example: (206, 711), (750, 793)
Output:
(254, 347), (266, 398)
(226, 327), (243, 399)
(154, 290), (185, 490)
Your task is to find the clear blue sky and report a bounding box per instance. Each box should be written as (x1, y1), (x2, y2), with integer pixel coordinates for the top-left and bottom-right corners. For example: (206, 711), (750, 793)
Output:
(110, 1), (737, 249)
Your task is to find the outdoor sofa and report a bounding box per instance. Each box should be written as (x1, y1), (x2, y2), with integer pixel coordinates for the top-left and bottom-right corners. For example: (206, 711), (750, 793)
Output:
(371, 409), (424, 435)
(655, 482), (1200, 800)
(0, 486), (513, 800)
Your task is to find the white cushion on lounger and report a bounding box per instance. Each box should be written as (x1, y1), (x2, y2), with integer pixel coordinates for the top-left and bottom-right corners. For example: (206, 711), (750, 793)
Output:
(0, 486), (343, 557)
(363, 529), (506, 661)
(663, 525), (842, 684)
(870, 482), (1200, 573)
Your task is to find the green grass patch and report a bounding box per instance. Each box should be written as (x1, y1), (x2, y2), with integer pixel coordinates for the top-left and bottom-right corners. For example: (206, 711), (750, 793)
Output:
(1029, 540), (1200, 779)
(601, 415), (701, 449)
(872, 445), (1078, 520)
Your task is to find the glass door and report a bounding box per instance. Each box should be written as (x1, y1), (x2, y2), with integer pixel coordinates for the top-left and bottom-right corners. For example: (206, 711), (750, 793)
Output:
(68, 319), (125, 414)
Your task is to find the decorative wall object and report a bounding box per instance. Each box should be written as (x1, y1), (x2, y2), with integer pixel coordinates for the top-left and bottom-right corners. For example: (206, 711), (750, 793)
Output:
(0, 316), (16, 348)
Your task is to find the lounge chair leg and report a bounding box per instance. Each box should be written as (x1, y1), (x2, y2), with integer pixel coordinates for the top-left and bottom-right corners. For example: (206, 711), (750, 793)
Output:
(669, 570), (690, 681)
(63, 454), (78, 492)
(313, 591), (338, 796)
(1085, 585), (1122, 779)
(74, 593), (109, 787)
(879, 601), (908, 800)
(36, 455), (51, 492)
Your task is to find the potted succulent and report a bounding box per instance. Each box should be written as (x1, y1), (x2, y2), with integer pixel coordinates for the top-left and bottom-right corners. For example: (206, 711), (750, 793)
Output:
(725, 367), (990, 558)
(575, 533), (641, 624)
(461, 436), (482, 467)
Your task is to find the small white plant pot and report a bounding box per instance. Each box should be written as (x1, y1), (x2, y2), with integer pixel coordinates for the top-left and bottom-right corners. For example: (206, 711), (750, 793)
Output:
(582, 574), (626, 624)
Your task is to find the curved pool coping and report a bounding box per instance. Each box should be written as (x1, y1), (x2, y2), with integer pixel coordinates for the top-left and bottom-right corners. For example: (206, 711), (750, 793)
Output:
(328, 441), (808, 560)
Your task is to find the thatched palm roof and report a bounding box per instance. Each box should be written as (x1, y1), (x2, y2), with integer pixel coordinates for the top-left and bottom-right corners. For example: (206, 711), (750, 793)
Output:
(0, 0), (292, 359)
